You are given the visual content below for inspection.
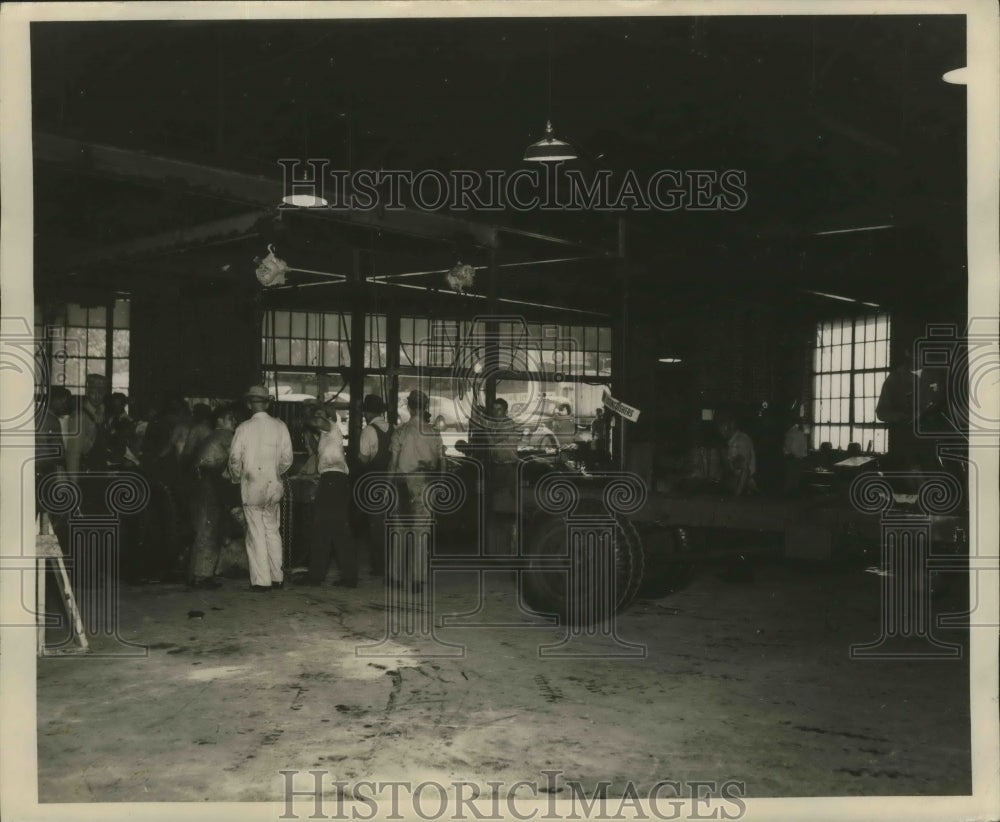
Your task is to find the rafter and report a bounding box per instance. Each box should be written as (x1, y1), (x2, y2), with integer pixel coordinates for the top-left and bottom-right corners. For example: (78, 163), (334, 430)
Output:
(64, 211), (266, 269)
(34, 133), (502, 249)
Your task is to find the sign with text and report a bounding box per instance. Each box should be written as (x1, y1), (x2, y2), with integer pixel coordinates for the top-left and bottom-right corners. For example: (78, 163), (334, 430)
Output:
(603, 393), (641, 423)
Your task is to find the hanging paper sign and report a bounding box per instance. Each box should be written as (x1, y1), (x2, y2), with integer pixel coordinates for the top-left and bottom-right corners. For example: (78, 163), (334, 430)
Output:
(603, 393), (641, 422)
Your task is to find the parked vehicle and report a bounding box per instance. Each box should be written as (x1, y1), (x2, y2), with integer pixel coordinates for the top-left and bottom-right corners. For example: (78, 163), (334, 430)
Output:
(510, 398), (589, 450)
(396, 393), (475, 431)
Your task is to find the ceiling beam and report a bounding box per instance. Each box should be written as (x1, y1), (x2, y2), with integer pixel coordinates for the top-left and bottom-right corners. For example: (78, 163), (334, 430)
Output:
(34, 133), (501, 249)
(809, 109), (900, 157)
(495, 225), (618, 258)
(65, 211), (266, 269)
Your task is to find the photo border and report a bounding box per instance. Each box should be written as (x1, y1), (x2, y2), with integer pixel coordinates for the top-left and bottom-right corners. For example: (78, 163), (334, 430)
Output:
(1, 2), (997, 821)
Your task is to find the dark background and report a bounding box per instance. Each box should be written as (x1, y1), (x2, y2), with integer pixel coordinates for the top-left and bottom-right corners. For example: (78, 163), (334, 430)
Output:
(30, 14), (968, 419)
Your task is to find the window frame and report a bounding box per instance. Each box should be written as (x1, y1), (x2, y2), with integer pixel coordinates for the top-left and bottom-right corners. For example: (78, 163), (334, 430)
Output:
(37, 297), (131, 396)
(810, 313), (891, 453)
(261, 310), (615, 438)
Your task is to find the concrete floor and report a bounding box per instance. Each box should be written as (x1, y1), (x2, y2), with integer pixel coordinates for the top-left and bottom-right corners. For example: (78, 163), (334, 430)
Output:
(37, 558), (971, 804)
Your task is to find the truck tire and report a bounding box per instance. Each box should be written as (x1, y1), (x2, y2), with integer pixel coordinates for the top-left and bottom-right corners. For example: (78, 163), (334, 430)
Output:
(520, 511), (645, 624)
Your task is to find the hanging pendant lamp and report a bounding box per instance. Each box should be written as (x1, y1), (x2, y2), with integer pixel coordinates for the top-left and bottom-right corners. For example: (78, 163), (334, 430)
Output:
(524, 30), (578, 163)
(523, 120), (578, 162)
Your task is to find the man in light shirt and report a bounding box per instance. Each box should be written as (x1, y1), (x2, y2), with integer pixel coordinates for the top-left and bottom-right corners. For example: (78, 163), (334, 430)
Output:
(388, 390), (447, 591)
(782, 413), (808, 497)
(715, 409), (758, 497)
(228, 386), (293, 592)
(302, 403), (357, 588)
(356, 394), (392, 577)
(65, 373), (109, 477)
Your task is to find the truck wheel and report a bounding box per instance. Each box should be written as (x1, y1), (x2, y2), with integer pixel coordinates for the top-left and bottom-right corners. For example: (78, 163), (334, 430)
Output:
(520, 512), (644, 624)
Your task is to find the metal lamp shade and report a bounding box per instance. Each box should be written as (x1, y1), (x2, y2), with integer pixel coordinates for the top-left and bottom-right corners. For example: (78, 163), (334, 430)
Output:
(281, 193), (330, 207)
(523, 120), (578, 162)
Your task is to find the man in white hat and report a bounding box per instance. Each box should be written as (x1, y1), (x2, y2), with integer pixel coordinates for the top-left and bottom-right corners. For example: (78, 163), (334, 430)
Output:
(228, 386), (293, 591)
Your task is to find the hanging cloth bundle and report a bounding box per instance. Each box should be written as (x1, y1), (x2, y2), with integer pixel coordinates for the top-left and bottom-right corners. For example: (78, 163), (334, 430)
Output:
(255, 244), (289, 287)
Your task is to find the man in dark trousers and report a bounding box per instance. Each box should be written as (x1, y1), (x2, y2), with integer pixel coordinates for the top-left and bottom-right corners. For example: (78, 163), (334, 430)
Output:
(65, 373), (109, 480)
(388, 391), (447, 591)
(300, 404), (357, 588)
(355, 394), (392, 577)
(876, 345), (943, 477)
(188, 404), (239, 589)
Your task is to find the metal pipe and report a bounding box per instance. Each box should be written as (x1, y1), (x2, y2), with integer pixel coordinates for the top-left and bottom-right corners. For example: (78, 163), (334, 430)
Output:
(368, 255), (594, 283)
(367, 280), (610, 318)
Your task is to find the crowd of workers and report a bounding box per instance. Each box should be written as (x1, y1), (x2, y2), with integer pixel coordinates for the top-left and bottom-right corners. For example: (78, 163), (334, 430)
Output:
(33, 345), (950, 593)
(676, 407), (807, 498)
(34, 375), (502, 593)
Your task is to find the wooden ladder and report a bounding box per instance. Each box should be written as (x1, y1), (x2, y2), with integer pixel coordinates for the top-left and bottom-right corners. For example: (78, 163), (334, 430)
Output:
(36, 534), (89, 655)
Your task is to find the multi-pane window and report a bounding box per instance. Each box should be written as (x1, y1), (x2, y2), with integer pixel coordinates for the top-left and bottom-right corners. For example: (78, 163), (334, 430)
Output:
(262, 310), (351, 368)
(365, 315), (388, 368)
(400, 318), (452, 368)
(545, 323), (612, 378)
(812, 314), (891, 452)
(261, 309), (388, 411)
(262, 313), (616, 451)
(428, 320), (460, 368)
(397, 317), (613, 378)
(262, 310), (392, 370)
(42, 299), (131, 395)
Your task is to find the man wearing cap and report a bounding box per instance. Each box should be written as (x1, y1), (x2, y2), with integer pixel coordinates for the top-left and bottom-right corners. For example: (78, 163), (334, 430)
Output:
(388, 390), (447, 590)
(301, 403), (357, 587)
(356, 394), (393, 577)
(228, 386), (293, 591)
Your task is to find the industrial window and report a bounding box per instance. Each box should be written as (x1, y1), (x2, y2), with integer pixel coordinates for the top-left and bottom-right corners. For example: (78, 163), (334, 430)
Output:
(398, 317), (613, 378)
(428, 320), (459, 368)
(261, 310), (351, 368)
(545, 323), (612, 378)
(260, 310), (387, 406)
(399, 317), (463, 369)
(365, 315), (388, 369)
(811, 314), (891, 452)
(42, 299), (131, 395)
(394, 317), (613, 445)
